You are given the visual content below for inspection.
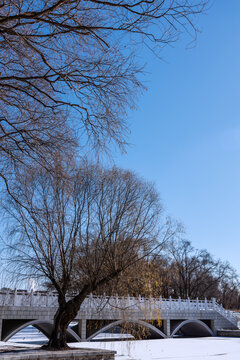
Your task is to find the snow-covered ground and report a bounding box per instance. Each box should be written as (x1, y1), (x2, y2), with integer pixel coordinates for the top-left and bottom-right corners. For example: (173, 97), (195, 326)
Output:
(4, 327), (240, 360)
(72, 338), (240, 360)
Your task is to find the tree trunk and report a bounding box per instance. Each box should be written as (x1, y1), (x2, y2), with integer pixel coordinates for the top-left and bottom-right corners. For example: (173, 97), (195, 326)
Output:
(44, 296), (83, 350)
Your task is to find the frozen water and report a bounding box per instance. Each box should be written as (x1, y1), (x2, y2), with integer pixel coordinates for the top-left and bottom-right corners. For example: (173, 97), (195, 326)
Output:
(71, 337), (240, 360)
(3, 326), (240, 359)
(7, 326), (48, 345)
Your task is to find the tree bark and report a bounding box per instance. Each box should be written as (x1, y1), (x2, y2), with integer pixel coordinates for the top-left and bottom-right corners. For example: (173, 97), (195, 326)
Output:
(44, 297), (83, 350)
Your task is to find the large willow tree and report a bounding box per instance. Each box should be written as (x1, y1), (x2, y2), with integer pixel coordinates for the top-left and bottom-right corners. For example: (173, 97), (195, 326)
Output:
(4, 161), (178, 349)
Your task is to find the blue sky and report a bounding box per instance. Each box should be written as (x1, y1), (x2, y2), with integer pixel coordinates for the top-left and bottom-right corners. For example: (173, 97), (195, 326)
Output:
(113, 0), (240, 272)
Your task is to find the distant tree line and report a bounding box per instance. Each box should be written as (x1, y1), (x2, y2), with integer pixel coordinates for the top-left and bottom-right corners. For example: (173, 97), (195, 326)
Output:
(96, 239), (240, 310)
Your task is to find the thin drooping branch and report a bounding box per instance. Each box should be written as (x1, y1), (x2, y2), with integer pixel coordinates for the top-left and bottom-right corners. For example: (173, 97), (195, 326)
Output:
(0, 0), (208, 191)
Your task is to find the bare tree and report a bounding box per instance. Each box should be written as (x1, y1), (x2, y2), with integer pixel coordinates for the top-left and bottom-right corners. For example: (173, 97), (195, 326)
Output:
(108, 239), (240, 309)
(0, 0), (208, 191)
(3, 160), (176, 349)
(166, 240), (218, 298)
(153, 240), (240, 307)
(216, 263), (240, 309)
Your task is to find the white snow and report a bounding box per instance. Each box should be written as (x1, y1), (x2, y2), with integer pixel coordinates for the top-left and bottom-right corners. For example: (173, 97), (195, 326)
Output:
(71, 338), (240, 360)
(3, 327), (240, 360)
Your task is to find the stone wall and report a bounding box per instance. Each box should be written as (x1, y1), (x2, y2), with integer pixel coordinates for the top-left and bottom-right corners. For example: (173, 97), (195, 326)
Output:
(0, 348), (116, 360)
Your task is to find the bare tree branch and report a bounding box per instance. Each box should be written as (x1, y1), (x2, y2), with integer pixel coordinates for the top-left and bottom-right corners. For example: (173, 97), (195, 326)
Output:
(0, 0), (208, 190)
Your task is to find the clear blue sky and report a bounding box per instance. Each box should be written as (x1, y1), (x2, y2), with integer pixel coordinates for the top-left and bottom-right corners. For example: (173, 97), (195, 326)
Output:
(113, 0), (240, 272)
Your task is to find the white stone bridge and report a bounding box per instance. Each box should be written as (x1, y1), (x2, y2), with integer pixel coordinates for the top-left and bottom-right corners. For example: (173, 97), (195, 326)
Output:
(0, 290), (238, 342)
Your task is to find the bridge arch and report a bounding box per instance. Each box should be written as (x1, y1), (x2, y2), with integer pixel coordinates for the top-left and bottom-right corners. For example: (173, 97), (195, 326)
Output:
(171, 319), (213, 338)
(3, 320), (81, 342)
(87, 319), (167, 341)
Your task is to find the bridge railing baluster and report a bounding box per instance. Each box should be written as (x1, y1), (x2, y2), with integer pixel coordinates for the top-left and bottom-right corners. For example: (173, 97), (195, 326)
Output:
(4, 290), (7, 306)
(30, 290), (33, 306)
(20, 290), (24, 306)
(165, 298), (168, 311)
(177, 297), (181, 311)
(204, 297), (207, 310)
(34, 291), (37, 307)
(17, 290), (21, 306)
(13, 289), (17, 306)
(50, 292), (54, 307)
(45, 292), (49, 307)
(36, 291), (39, 307)
(212, 298), (216, 310)
(36, 291), (40, 307)
(0, 291), (3, 306)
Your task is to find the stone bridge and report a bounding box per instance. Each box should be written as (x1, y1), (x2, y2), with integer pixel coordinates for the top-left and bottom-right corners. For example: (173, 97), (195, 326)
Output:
(0, 290), (238, 342)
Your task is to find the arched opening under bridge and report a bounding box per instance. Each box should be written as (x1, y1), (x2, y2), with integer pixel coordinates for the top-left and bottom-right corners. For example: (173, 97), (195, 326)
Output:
(2, 319), (81, 343)
(171, 319), (213, 338)
(87, 319), (167, 341)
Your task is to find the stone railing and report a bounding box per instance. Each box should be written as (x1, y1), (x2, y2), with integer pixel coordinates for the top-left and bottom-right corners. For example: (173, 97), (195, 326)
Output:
(0, 290), (238, 325)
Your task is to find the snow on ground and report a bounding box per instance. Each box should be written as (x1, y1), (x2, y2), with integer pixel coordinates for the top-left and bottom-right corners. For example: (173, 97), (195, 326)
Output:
(4, 327), (240, 360)
(71, 338), (240, 360)
(0, 342), (39, 348)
